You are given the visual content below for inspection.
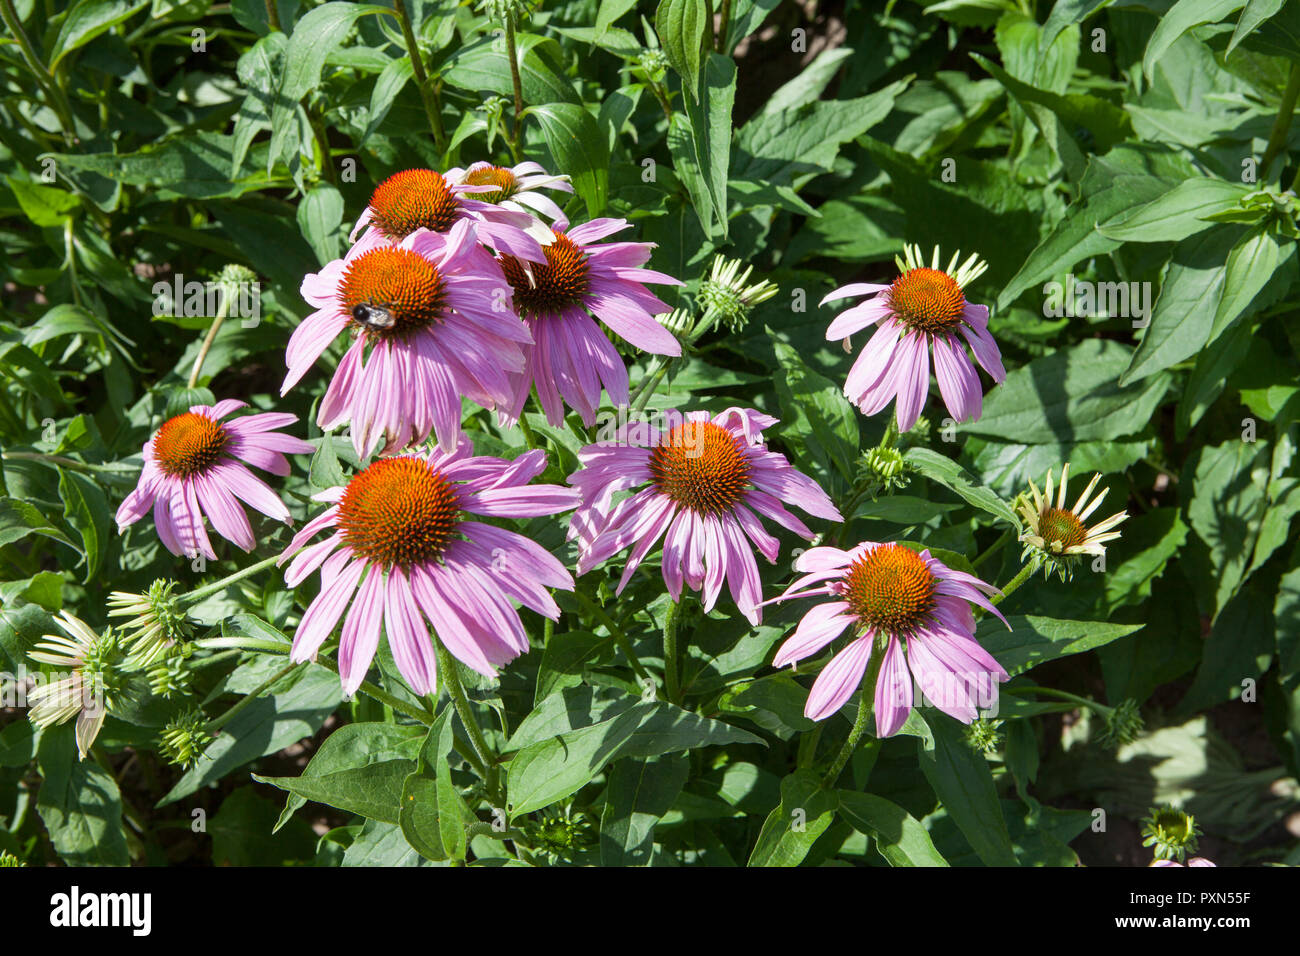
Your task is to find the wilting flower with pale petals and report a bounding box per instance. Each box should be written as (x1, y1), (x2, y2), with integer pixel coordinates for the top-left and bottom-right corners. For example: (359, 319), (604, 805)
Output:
(27, 612), (127, 759)
(285, 219), (531, 457)
(1018, 462), (1128, 579)
(568, 408), (841, 624)
(447, 160), (574, 225)
(822, 244), (1006, 432)
(500, 219), (683, 427)
(115, 400), (312, 560)
(769, 542), (1010, 734)
(279, 441), (580, 696)
(348, 167), (545, 263)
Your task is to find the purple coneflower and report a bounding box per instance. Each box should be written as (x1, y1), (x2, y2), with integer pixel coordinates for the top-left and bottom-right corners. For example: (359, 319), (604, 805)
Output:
(447, 160), (573, 225)
(568, 408), (841, 624)
(349, 167), (544, 262)
(284, 219), (531, 457)
(500, 218), (682, 427)
(769, 542), (1010, 734)
(115, 400), (311, 560)
(1151, 858), (1216, 867)
(279, 441), (579, 696)
(823, 244), (1005, 432)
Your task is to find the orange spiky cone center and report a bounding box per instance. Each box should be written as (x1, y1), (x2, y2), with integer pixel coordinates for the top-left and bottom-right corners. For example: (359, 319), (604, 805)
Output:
(888, 267), (966, 334)
(368, 169), (461, 239)
(840, 544), (937, 633)
(337, 247), (447, 341)
(499, 233), (591, 319)
(335, 457), (461, 569)
(152, 412), (230, 479)
(463, 165), (519, 205)
(648, 421), (751, 515)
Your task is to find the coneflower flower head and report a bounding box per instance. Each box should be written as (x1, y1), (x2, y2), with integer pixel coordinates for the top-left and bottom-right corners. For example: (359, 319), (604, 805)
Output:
(1142, 806), (1203, 864)
(822, 243), (1005, 432)
(769, 542), (1010, 734)
(27, 612), (128, 759)
(1017, 462), (1128, 579)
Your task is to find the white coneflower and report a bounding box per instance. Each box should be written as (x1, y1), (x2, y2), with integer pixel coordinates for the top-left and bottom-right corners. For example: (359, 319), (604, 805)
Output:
(1017, 463), (1128, 579)
(27, 612), (126, 759)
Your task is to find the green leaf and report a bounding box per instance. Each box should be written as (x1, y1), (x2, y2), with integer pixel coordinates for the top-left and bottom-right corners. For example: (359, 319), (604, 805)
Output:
(49, 0), (150, 70)
(398, 709), (466, 862)
(530, 103), (609, 218)
(58, 468), (110, 582)
(297, 183), (344, 265)
(271, 721), (425, 830)
(903, 447), (1020, 529)
(1228, 0), (1286, 55)
(0, 497), (77, 550)
(1120, 228), (1236, 385)
(1186, 439), (1269, 614)
(599, 753), (689, 865)
(967, 339), (1169, 444)
(747, 769), (837, 866)
(655, 0), (709, 101)
(838, 791), (949, 866)
(6, 176), (80, 227)
(36, 727), (129, 866)
(443, 33), (580, 106)
(917, 714), (1018, 866)
(536, 630), (608, 704)
(1210, 226), (1283, 345)
(363, 55), (414, 141)
(772, 338), (859, 486)
(1143, 0), (1245, 80)
(1097, 179), (1249, 243)
(506, 700), (762, 816)
(678, 52), (736, 238)
(978, 615), (1144, 677)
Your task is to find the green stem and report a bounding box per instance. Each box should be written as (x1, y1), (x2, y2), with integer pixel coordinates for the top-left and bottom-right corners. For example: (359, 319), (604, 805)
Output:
(662, 597), (686, 704)
(204, 661), (301, 734)
(716, 0), (731, 52)
(1261, 62), (1300, 182)
(0, 0), (77, 144)
(990, 561), (1036, 608)
(574, 589), (650, 685)
(518, 410), (542, 451)
(1008, 684), (1114, 717)
(316, 655), (437, 726)
(972, 527), (1014, 570)
(186, 286), (232, 388)
(504, 17), (526, 156)
(434, 638), (501, 801)
(821, 642), (885, 787)
(264, 0), (281, 31)
(180, 554), (281, 606)
(392, 0), (447, 153)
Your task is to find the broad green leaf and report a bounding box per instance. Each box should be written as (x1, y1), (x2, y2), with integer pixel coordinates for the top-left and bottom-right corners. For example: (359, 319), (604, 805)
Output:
(917, 714), (1017, 866)
(506, 700), (761, 816)
(536, 630), (609, 704)
(978, 615), (1145, 677)
(530, 103), (609, 217)
(0, 497), (77, 550)
(772, 338), (859, 487)
(362, 55), (414, 141)
(443, 33), (580, 106)
(599, 753), (688, 865)
(903, 447), (1020, 528)
(36, 727), (129, 866)
(747, 769), (836, 866)
(296, 182), (344, 265)
(58, 468), (110, 582)
(1209, 226), (1283, 345)
(1097, 179), (1249, 242)
(1228, 0), (1286, 55)
(1121, 227), (1237, 385)
(49, 0), (150, 70)
(655, 0), (709, 101)
(838, 791), (949, 866)
(678, 52), (736, 239)
(6, 177), (80, 227)
(966, 339), (1169, 444)
(1186, 439), (1269, 614)
(1143, 0), (1245, 80)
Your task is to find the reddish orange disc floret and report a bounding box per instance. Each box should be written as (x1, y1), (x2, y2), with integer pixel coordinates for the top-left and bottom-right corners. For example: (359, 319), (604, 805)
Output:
(335, 457), (461, 569)
(887, 267), (966, 334)
(368, 169), (462, 239)
(152, 412), (230, 479)
(499, 233), (591, 319)
(648, 421), (752, 515)
(463, 165), (519, 205)
(841, 543), (937, 633)
(338, 247), (447, 340)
